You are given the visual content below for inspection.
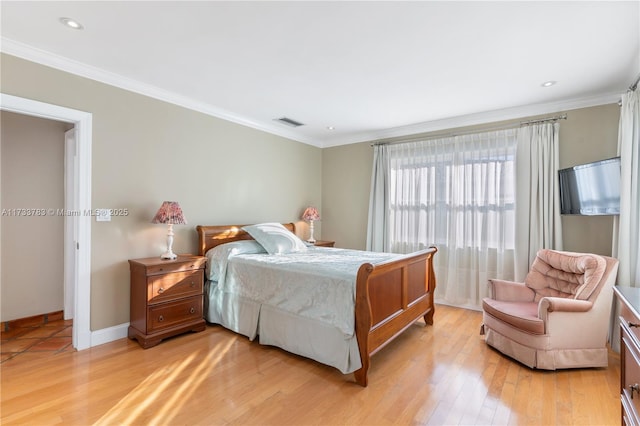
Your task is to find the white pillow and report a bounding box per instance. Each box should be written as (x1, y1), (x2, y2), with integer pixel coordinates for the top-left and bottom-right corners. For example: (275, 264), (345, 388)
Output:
(205, 240), (266, 281)
(242, 222), (308, 255)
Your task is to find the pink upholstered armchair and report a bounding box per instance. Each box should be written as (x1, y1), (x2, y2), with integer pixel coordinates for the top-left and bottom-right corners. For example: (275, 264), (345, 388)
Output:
(481, 249), (619, 369)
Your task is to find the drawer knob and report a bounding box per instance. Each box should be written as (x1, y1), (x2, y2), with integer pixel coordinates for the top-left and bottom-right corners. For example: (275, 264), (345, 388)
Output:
(158, 315), (164, 322)
(630, 384), (640, 399)
(190, 307), (196, 314)
(190, 281), (195, 287)
(158, 287), (165, 294)
(629, 322), (640, 328)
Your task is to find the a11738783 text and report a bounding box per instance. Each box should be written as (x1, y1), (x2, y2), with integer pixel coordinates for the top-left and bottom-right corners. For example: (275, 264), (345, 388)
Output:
(1, 208), (129, 217)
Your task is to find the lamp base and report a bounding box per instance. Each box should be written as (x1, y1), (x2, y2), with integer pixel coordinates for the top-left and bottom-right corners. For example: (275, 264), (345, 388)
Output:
(307, 220), (316, 243)
(160, 224), (177, 260)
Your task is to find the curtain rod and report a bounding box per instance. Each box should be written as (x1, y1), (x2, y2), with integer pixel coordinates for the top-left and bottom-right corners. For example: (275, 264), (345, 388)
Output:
(372, 114), (567, 147)
(630, 74), (640, 91)
(519, 114), (567, 126)
(617, 75), (639, 106)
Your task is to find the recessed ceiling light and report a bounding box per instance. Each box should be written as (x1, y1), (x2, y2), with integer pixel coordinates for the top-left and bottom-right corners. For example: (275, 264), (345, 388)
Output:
(59, 17), (84, 30)
(326, 126), (335, 130)
(541, 80), (557, 87)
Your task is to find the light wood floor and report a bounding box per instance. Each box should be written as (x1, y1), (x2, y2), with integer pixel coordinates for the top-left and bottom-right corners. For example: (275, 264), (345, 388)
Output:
(1, 305), (620, 425)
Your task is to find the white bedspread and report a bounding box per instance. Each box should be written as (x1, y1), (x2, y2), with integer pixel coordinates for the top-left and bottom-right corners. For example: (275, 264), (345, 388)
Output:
(216, 247), (397, 337)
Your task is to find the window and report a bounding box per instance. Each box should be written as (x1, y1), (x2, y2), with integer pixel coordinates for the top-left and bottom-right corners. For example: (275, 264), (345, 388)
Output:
(386, 130), (517, 254)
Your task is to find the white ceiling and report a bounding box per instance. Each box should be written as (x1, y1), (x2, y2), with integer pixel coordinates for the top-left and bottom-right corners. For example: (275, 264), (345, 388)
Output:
(1, 1), (639, 148)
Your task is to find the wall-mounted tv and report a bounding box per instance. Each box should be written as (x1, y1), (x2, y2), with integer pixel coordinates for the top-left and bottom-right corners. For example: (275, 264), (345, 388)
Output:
(558, 156), (621, 216)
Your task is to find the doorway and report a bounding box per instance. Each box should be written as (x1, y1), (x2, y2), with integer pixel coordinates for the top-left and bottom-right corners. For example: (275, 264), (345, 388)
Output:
(1, 111), (69, 325)
(0, 93), (92, 350)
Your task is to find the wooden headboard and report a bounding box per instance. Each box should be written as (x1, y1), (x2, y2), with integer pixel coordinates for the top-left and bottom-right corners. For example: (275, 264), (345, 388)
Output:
(196, 223), (296, 256)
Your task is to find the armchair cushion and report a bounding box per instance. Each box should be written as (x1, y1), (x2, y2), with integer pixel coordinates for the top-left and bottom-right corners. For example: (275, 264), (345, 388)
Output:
(482, 299), (543, 334)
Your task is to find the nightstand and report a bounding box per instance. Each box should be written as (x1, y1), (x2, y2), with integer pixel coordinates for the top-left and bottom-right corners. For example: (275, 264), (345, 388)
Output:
(314, 240), (335, 247)
(128, 255), (207, 349)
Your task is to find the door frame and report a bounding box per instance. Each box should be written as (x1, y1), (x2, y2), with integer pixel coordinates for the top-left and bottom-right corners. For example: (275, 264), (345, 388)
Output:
(1, 93), (92, 350)
(64, 129), (77, 320)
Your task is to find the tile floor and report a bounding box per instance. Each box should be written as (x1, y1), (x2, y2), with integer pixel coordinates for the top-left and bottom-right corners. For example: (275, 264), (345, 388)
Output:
(1, 312), (74, 364)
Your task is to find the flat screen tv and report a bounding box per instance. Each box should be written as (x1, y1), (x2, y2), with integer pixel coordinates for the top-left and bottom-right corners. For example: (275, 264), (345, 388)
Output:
(558, 156), (621, 215)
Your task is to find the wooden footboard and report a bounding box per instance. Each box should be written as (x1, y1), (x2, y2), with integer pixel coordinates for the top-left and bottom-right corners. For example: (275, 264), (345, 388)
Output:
(353, 246), (437, 387)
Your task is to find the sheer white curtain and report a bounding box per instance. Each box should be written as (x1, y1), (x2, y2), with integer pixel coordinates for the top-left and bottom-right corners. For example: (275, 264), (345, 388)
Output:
(367, 129), (517, 309)
(514, 122), (563, 280)
(613, 89), (640, 286)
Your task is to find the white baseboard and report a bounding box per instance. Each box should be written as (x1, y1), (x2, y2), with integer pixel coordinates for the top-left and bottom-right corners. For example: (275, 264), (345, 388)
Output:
(90, 323), (129, 347)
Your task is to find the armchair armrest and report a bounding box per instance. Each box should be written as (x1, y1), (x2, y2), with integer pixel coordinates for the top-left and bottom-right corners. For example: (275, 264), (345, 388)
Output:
(538, 297), (594, 330)
(539, 297), (593, 315)
(487, 279), (535, 302)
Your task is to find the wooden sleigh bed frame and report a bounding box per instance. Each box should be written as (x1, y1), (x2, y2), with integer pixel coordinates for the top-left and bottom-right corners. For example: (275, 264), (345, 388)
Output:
(196, 223), (437, 387)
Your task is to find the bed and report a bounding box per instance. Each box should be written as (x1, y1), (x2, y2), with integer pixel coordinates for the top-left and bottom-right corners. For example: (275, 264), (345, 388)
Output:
(196, 222), (437, 387)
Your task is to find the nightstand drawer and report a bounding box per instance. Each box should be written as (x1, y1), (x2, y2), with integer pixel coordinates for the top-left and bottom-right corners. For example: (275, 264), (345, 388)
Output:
(148, 270), (203, 303)
(145, 258), (206, 276)
(147, 296), (203, 333)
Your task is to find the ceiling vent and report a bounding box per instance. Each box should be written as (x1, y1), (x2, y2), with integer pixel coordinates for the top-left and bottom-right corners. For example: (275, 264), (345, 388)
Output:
(274, 117), (304, 127)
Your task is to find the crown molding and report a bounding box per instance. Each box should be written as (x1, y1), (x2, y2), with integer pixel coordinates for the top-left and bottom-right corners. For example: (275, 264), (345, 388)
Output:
(1, 37), (623, 150)
(321, 91), (623, 147)
(0, 37), (323, 148)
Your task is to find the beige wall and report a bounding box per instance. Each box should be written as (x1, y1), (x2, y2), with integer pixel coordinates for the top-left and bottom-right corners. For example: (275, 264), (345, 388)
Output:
(322, 142), (373, 250)
(322, 104), (621, 255)
(558, 104), (620, 255)
(1, 54), (322, 330)
(1, 111), (70, 321)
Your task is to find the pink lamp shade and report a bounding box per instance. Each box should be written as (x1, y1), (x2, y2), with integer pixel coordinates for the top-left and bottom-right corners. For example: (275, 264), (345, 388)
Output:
(302, 206), (320, 221)
(152, 201), (187, 225)
(152, 201), (187, 260)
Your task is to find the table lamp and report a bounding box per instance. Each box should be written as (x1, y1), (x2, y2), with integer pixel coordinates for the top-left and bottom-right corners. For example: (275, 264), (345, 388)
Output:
(151, 201), (187, 259)
(302, 206), (320, 243)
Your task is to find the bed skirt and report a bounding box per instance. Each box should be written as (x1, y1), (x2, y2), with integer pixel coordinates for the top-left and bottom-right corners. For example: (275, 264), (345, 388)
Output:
(205, 281), (362, 374)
